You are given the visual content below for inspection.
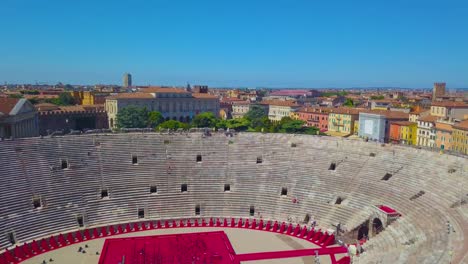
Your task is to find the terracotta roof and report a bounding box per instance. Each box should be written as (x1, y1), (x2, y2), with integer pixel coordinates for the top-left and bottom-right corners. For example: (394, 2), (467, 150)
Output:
(431, 101), (468, 108)
(140, 87), (190, 94)
(231, 100), (250, 105)
(297, 107), (332, 114)
(260, 100), (300, 107)
(0, 98), (19, 114)
(24, 94), (59, 99)
(418, 115), (439, 123)
(329, 107), (363, 115)
(192, 93), (218, 99)
(35, 103), (60, 111)
(409, 108), (429, 114)
(435, 121), (454, 132)
(221, 97), (245, 102)
(391, 121), (417, 126)
(453, 120), (468, 131)
(361, 110), (409, 120)
(107, 93), (154, 99)
(38, 104), (105, 113)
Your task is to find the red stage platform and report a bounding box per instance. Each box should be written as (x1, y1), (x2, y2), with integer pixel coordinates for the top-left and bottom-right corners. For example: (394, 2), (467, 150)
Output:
(98, 231), (237, 264)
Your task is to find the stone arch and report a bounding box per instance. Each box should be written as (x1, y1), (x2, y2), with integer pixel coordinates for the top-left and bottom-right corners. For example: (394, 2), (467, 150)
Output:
(372, 217), (384, 236)
(357, 222), (369, 240)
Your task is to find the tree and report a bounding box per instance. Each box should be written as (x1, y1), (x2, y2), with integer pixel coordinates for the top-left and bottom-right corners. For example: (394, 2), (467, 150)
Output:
(116, 106), (149, 128)
(192, 112), (217, 128)
(344, 98), (354, 107)
(147, 111), (164, 128)
(28, 98), (40, 105)
(158, 120), (189, 130)
(245, 105), (266, 121)
(370, 95), (385, 100)
(279, 117), (306, 133)
(8, 94), (23, 99)
(58, 92), (76, 105)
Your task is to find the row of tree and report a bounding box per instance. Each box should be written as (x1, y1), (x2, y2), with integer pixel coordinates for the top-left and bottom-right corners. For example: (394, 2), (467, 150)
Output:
(116, 105), (323, 135)
(12, 92), (77, 106)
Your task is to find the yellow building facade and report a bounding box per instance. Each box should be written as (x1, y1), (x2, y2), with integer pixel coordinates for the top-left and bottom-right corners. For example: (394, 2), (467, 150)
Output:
(400, 122), (418, 145)
(452, 120), (468, 155)
(328, 108), (361, 135)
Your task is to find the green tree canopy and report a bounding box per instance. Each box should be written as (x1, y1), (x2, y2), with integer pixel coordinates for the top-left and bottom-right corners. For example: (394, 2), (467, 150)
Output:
(192, 112), (217, 128)
(344, 98), (354, 107)
(8, 94), (23, 99)
(158, 120), (190, 130)
(370, 95), (385, 100)
(245, 105), (266, 120)
(58, 92), (76, 105)
(278, 117), (306, 133)
(46, 92), (77, 106)
(116, 106), (149, 128)
(147, 111), (164, 128)
(217, 118), (250, 131)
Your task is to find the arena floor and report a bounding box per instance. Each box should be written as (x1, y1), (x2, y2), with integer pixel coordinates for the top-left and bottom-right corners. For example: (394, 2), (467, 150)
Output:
(21, 227), (346, 264)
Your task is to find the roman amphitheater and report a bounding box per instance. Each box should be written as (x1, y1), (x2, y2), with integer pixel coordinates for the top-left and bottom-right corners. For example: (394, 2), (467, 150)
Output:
(0, 131), (467, 264)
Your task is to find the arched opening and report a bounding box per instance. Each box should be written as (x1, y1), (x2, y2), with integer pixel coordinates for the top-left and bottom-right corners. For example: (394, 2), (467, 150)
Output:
(357, 224), (369, 240)
(110, 118), (114, 128)
(304, 214), (310, 224)
(372, 218), (384, 236)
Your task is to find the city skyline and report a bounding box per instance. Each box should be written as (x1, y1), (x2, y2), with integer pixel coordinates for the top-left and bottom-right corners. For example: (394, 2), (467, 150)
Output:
(1, 0), (468, 87)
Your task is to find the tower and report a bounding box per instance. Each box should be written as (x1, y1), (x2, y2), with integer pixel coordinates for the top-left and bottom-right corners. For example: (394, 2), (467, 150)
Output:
(432, 82), (446, 101)
(123, 73), (132, 88)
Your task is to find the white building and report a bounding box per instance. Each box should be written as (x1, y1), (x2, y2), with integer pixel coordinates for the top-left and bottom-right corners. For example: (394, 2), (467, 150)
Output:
(105, 88), (219, 128)
(417, 115), (438, 148)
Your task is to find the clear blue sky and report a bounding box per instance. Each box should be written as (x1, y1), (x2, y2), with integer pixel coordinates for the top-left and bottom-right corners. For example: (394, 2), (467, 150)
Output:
(1, 0), (467, 88)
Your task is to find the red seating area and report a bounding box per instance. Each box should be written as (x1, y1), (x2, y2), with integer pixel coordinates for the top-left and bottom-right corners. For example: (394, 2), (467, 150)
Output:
(379, 205), (396, 214)
(0, 218), (350, 264)
(99, 231), (236, 264)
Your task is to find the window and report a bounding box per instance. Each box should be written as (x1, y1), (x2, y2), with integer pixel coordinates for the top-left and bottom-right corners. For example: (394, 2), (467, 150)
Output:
(61, 159), (68, 169)
(32, 196), (42, 209)
(249, 206), (255, 216)
(181, 184), (188, 193)
(291, 143), (297, 148)
(382, 173), (393, 181)
(329, 162), (336, 170)
(369, 153), (376, 157)
(196, 154), (202, 163)
(7, 232), (16, 245)
(195, 205), (201, 215)
(224, 184), (231, 192)
(77, 215), (84, 227)
(256, 156), (263, 164)
(101, 189), (109, 199)
(132, 155), (138, 165)
(138, 208), (145, 218)
(150, 185), (157, 194)
(281, 187), (288, 196)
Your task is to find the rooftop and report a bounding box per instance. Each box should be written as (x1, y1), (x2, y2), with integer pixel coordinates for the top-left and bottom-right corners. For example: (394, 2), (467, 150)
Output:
(260, 100), (300, 107)
(453, 120), (468, 131)
(192, 93), (218, 99)
(140, 87), (190, 94)
(361, 110), (409, 120)
(418, 115), (439, 123)
(431, 101), (468, 108)
(0, 98), (20, 115)
(107, 93), (155, 100)
(391, 121), (417, 126)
